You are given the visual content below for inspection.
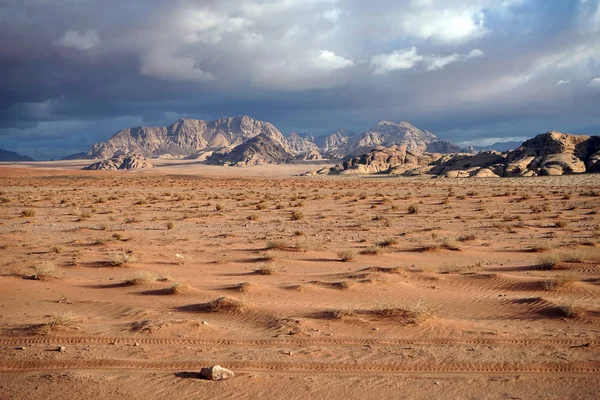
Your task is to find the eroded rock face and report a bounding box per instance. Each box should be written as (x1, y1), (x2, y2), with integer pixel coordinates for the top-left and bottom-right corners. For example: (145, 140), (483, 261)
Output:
(330, 145), (442, 175)
(206, 133), (293, 166)
(82, 154), (153, 170)
(326, 132), (600, 177)
(87, 116), (288, 159)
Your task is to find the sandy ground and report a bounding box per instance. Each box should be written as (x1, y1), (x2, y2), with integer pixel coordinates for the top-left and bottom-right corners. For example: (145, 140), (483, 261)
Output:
(0, 161), (599, 399)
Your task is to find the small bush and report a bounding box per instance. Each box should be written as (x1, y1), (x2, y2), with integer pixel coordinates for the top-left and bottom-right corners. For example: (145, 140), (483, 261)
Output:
(38, 312), (76, 334)
(291, 211), (304, 220)
(20, 209), (36, 217)
(554, 220), (568, 228)
(337, 249), (356, 262)
(407, 204), (419, 214)
(108, 250), (135, 266)
(124, 271), (158, 286)
(254, 265), (277, 275)
(30, 262), (61, 280)
(376, 238), (397, 247)
(166, 221), (175, 230)
(537, 254), (559, 270)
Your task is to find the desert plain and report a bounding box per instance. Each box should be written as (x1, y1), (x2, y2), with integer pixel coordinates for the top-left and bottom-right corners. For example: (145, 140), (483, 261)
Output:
(0, 160), (599, 399)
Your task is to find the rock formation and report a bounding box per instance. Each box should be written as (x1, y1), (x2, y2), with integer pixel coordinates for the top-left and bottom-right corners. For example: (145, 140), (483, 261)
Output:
(327, 132), (600, 177)
(329, 145), (442, 175)
(82, 154), (153, 170)
(206, 133), (293, 166)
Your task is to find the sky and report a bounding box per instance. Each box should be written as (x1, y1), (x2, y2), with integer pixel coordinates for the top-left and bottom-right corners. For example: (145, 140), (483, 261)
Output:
(1, 0), (600, 160)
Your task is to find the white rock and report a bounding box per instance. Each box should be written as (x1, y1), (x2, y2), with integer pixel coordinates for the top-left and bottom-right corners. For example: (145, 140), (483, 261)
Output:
(200, 365), (234, 381)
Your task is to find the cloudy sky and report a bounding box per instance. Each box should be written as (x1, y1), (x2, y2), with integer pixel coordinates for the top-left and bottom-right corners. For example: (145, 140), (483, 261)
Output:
(1, 0), (600, 159)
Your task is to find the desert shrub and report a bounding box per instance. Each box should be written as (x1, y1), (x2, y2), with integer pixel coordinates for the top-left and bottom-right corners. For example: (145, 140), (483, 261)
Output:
(554, 220), (568, 228)
(442, 239), (461, 251)
(553, 302), (585, 318)
(30, 262), (61, 280)
(20, 209), (36, 217)
(124, 270), (158, 286)
(337, 249), (356, 262)
(108, 250), (135, 266)
(247, 214), (260, 221)
(266, 240), (287, 250)
(407, 204), (419, 214)
(206, 296), (245, 312)
(252, 263), (276, 275)
(376, 238), (397, 247)
(537, 254), (559, 270)
(291, 211), (304, 220)
(543, 274), (578, 291)
(166, 221), (175, 230)
(38, 312), (76, 334)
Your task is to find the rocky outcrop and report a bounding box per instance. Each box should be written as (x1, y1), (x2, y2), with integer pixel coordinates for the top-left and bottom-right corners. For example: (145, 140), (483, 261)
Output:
(0, 148), (34, 162)
(329, 145), (442, 175)
(503, 131), (592, 176)
(325, 132), (600, 177)
(206, 133), (293, 166)
(86, 116), (289, 159)
(82, 154), (153, 170)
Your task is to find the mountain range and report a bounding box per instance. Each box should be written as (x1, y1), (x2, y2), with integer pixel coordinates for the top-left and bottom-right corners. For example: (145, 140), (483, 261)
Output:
(0, 148), (34, 162)
(68, 115), (474, 166)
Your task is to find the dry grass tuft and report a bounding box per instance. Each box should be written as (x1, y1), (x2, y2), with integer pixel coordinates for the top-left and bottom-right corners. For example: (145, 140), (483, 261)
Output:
(124, 271), (158, 286)
(164, 283), (191, 295)
(30, 262), (61, 280)
(37, 312), (77, 334)
(542, 274), (579, 291)
(205, 296), (246, 312)
(337, 249), (356, 262)
(254, 264), (277, 275)
(536, 254), (560, 270)
(108, 250), (135, 267)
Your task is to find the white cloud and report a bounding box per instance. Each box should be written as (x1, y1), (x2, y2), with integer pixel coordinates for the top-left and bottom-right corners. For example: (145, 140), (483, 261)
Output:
(313, 50), (353, 70)
(556, 80), (571, 86)
(370, 47), (424, 75)
(399, 8), (487, 42)
(371, 47), (484, 74)
(55, 29), (100, 51)
(590, 77), (600, 87)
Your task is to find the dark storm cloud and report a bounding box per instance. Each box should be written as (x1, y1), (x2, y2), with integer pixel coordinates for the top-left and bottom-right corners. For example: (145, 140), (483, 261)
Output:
(0, 0), (599, 159)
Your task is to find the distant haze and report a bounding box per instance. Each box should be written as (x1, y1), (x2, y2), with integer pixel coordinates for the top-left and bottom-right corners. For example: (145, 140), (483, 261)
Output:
(1, 1), (600, 160)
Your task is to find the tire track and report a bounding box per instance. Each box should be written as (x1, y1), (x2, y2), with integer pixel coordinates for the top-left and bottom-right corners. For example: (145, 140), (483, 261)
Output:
(0, 359), (597, 375)
(0, 335), (596, 348)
